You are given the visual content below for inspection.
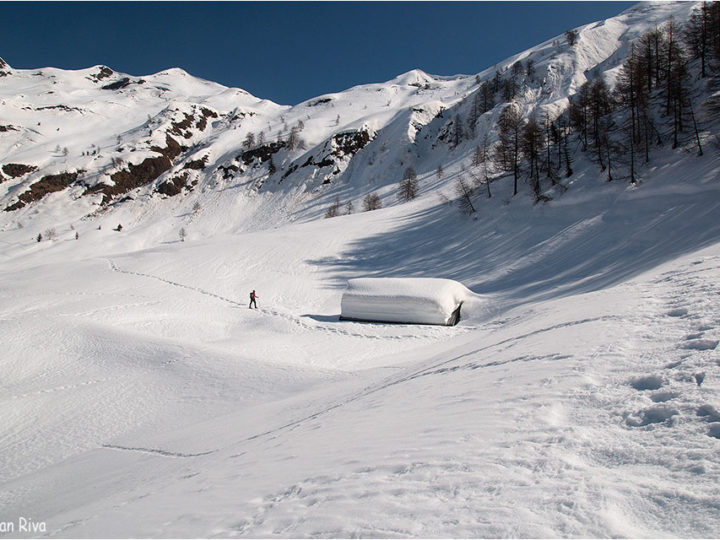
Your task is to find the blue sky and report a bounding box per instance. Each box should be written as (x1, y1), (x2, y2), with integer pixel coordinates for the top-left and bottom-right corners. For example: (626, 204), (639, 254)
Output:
(2, 2), (635, 105)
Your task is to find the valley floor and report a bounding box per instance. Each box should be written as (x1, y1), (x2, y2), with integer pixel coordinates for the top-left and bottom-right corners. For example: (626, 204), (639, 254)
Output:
(1, 215), (719, 537)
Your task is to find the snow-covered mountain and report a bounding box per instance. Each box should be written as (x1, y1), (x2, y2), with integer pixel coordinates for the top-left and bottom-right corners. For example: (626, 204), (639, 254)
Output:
(2, 2), (720, 537)
(0, 1), (700, 236)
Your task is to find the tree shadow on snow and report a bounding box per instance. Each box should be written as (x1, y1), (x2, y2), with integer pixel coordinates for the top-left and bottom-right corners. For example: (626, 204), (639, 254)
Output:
(307, 180), (720, 309)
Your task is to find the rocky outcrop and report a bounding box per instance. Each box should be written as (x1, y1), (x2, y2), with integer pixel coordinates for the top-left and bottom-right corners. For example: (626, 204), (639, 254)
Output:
(280, 128), (374, 186)
(331, 130), (372, 158)
(195, 108), (218, 131)
(35, 105), (83, 113)
(156, 173), (189, 196)
(217, 165), (239, 179)
(5, 171), (82, 211)
(183, 156), (208, 170)
(91, 66), (113, 82)
(150, 134), (185, 161)
(86, 135), (186, 204)
(169, 112), (195, 139)
(2, 163), (37, 179)
(167, 107), (216, 139)
(0, 57), (10, 77)
(101, 77), (145, 91)
(296, 128), (373, 174)
(307, 97), (332, 107)
(240, 141), (286, 166)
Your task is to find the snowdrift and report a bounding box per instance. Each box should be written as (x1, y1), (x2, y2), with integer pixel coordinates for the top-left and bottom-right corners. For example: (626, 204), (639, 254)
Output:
(340, 277), (473, 326)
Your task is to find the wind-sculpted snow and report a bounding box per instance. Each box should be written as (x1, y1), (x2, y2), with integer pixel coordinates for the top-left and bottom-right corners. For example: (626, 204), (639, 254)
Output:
(340, 277), (474, 326)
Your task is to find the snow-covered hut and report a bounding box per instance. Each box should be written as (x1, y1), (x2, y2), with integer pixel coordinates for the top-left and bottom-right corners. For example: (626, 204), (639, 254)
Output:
(340, 277), (472, 326)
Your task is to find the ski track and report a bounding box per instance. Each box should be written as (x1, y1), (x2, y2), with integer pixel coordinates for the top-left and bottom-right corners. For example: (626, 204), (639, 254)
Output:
(101, 444), (215, 459)
(237, 316), (615, 448)
(2, 4), (719, 533)
(104, 258), (619, 468)
(210, 253), (720, 538)
(105, 258), (475, 341)
(104, 259), (625, 453)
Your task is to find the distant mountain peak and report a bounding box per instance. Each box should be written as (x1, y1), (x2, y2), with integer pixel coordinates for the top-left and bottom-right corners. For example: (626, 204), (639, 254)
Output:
(0, 57), (11, 76)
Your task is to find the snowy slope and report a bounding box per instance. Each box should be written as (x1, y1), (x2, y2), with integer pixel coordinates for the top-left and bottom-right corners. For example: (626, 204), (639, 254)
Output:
(2, 170), (719, 536)
(1, 1), (720, 538)
(0, 1), (702, 235)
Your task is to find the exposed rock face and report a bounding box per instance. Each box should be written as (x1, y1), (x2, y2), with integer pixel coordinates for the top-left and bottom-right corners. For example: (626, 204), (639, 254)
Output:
(297, 128), (373, 174)
(217, 165), (239, 179)
(35, 105), (82, 113)
(101, 77), (145, 91)
(5, 171), (82, 211)
(240, 141), (286, 166)
(195, 108), (218, 131)
(106, 157), (172, 200)
(307, 97), (332, 107)
(183, 156), (208, 170)
(156, 173), (189, 196)
(102, 77), (131, 90)
(331, 130), (372, 158)
(93, 66), (113, 81)
(87, 135), (186, 204)
(150, 135), (185, 161)
(0, 125), (18, 132)
(169, 112), (195, 139)
(0, 57), (10, 76)
(300, 155), (334, 170)
(2, 163), (38, 179)
(167, 107), (216, 139)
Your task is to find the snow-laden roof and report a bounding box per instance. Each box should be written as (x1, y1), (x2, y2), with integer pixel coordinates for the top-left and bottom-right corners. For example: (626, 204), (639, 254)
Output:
(340, 277), (472, 326)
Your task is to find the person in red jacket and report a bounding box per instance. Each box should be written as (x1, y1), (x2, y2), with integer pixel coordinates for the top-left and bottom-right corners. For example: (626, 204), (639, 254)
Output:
(249, 290), (258, 309)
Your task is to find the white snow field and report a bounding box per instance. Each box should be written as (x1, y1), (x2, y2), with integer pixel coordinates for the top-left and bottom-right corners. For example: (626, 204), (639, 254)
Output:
(340, 278), (475, 326)
(1, 142), (720, 538)
(1, 1), (720, 537)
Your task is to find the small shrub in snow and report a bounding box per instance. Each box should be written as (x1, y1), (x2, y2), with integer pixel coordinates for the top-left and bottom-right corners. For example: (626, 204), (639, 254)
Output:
(325, 196), (341, 218)
(362, 192), (382, 212)
(243, 132), (255, 149)
(398, 167), (418, 202)
(565, 29), (579, 46)
(454, 175), (477, 215)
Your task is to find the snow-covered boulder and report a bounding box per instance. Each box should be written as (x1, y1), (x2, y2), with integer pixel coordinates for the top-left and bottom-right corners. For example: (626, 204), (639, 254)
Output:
(340, 277), (472, 326)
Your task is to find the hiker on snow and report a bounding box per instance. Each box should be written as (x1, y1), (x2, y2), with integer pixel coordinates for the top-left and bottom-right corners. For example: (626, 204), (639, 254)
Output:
(249, 290), (258, 309)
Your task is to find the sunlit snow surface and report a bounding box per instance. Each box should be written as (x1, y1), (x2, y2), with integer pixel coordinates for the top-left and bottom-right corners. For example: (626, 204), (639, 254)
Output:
(2, 149), (720, 537)
(1, 1), (720, 538)
(340, 278), (475, 325)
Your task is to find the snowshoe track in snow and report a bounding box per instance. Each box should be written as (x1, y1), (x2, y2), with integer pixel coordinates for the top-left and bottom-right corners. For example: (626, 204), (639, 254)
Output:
(101, 444), (215, 458)
(106, 258), (474, 342)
